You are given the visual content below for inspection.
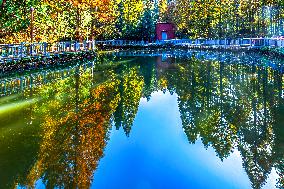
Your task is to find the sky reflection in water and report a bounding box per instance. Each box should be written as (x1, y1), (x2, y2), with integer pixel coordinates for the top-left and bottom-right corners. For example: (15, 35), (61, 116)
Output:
(92, 91), (278, 189)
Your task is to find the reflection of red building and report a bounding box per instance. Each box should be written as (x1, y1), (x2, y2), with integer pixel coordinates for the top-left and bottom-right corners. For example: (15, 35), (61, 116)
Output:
(156, 23), (175, 40)
(156, 56), (177, 81)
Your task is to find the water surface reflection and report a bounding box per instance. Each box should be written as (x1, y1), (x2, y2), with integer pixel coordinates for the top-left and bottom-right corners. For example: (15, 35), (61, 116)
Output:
(0, 52), (283, 189)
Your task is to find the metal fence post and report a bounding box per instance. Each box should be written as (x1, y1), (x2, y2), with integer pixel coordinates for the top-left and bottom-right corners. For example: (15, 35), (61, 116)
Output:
(43, 42), (47, 56)
(20, 43), (23, 58)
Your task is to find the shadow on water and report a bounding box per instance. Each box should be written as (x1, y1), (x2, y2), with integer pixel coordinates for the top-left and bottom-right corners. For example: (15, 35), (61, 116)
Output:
(0, 50), (283, 189)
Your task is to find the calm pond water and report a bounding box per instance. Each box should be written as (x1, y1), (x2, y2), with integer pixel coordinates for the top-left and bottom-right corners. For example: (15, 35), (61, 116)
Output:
(0, 50), (283, 189)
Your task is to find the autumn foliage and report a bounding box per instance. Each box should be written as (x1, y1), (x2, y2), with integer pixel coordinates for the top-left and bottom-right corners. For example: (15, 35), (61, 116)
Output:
(1, 0), (283, 43)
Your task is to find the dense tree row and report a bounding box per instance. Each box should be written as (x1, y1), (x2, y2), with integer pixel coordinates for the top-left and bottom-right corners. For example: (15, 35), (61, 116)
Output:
(172, 0), (284, 38)
(1, 0), (284, 43)
(0, 0), (161, 43)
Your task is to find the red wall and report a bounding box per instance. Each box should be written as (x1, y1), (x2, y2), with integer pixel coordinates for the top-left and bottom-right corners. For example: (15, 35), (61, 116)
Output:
(156, 23), (175, 40)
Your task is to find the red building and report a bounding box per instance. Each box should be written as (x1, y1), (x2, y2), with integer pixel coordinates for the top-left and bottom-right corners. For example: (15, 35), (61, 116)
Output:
(156, 23), (175, 40)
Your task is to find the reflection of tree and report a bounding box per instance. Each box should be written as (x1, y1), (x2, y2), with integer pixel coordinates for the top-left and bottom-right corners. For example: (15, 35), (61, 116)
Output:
(157, 56), (283, 189)
(140, 57), (157, 101)
(275, 121), (284, 188)
(0, 103), (40, 189)
(5, 55), (146, 187)
(161, 59), (238, 159)
(274, 114), (284, 189)
(114, 66), (144, 136)
(26, 68), (121, 188)
(237, 67), (276, 189)
(2, 53), (283, 189)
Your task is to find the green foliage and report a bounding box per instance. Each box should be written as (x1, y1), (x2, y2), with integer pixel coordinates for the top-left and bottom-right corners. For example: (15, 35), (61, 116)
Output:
(2, 0), (284, 43)
(173, 0), (284, 38)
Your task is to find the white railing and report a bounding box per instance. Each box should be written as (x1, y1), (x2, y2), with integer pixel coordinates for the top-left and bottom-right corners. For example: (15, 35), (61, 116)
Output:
(1, 38), (284, 63)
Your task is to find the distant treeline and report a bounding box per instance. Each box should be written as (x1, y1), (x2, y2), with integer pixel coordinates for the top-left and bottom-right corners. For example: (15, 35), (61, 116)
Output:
(0, 0), (283, 43)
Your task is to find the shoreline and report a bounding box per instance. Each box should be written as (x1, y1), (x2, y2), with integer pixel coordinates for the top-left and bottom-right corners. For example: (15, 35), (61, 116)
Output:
(0, 47), (283, 78)
(98, 44), (284, 59)
(0, 51), (97, 78)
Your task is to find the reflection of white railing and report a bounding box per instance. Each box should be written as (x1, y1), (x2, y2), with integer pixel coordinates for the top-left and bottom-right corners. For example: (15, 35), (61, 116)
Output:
(0, 61), (94, 97)
(105, 49), (284, 73)
(1, 38), (284, 63)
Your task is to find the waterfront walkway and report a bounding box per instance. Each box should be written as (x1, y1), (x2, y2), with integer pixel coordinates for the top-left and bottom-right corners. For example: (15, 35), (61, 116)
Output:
(1, 38), (284, 63)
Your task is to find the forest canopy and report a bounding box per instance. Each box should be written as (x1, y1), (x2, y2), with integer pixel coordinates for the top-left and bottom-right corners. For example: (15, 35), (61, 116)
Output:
(0, 0), (284, 43)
